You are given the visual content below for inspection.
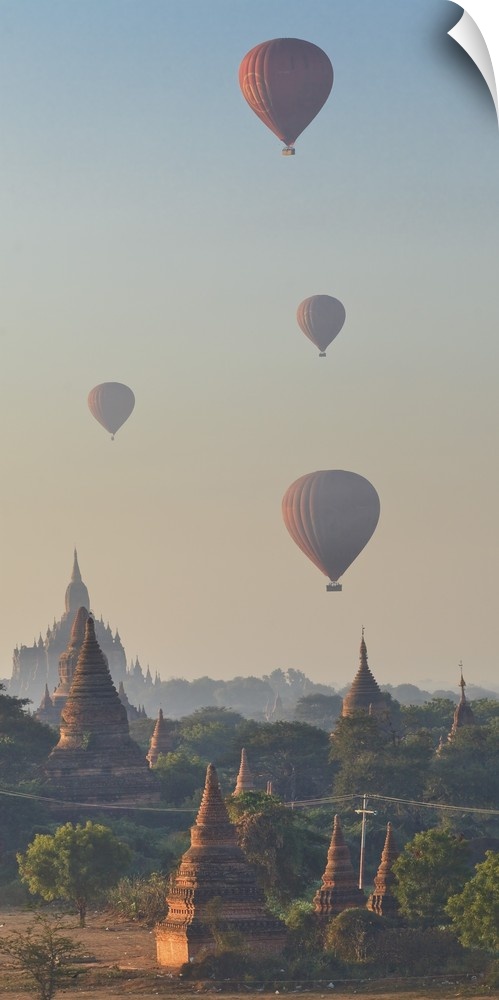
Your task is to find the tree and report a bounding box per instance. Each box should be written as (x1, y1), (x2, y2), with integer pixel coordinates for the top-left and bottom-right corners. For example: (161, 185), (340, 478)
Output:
(392, 827), (471, 927)
(237, 720), (332, 799)
(0, 684), (57, 783)
(153, 749), (206, 805)
(0, 915), (82, 1000)
(294, 693), (342, 731)
(324, 907), (384, 964)
(446, 851), (499, 952)
(227, 791), (326, 904)
(17, 821), (131, 926)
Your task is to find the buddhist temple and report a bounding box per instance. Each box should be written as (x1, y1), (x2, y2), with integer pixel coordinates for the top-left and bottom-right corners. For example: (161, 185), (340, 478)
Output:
(234, 747), (255, 794)
(155, 763), (286, 969)
(43, 616), (158, 803)
(51, 605), (88, 722)
(449, 666), (476, 740)
(313, 814), (366, 917)
(147, 708), (175, 766)
(367, 822), (399, 917)
(35, 684), (59, 727)
(10, 551), (127, 707)
(341, 631), (388, 719)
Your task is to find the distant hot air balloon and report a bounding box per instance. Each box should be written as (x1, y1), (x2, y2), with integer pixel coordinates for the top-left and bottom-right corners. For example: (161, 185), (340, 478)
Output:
(239, 38), (333, 155)
(282, 471), (380, 591)
(297, 295), (346, 357)
(87, 382), (135, 440)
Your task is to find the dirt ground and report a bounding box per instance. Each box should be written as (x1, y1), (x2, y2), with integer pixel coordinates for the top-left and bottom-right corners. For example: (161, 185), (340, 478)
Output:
(0, 907), (493, 1000)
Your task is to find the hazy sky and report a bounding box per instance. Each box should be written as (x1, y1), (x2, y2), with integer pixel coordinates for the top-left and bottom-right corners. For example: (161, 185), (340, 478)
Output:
(1, 1), (498, 694)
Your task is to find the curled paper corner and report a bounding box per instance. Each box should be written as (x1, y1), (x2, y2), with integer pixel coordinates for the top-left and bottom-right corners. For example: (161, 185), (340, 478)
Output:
(447, 4), (498, 120)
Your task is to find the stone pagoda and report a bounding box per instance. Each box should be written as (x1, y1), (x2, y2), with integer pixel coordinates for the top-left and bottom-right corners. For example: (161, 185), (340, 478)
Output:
(341, 631), (388, 719)
(449, 666), (476, 740)
(51, 605), (88, 722)
(155, 763), (286, 969)
(233, 748), (255, 794)
(147, 708), (175, 766)
(313, 814), (366, 917)
(367, 822), (399, 917)
(35, 684), (59, 727)
(43, 616), (158, 803)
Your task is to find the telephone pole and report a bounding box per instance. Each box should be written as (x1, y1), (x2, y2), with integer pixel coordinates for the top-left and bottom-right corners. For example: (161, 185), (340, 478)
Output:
(355, 793), (377, 890)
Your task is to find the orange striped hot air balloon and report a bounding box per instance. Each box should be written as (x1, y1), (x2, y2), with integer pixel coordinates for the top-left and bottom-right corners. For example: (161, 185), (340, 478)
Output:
(239, 38), (333, 155)
(282, 471), (380, 591)
(87, 382), (135, 440)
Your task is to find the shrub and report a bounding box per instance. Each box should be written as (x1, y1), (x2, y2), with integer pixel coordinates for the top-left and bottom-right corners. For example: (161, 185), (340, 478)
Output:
(107, 872), (169, 925)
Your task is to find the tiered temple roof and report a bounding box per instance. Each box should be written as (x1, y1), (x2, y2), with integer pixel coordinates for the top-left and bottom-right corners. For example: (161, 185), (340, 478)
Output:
(367, 822), (399, 917)
(341, 632), (387, 718)
(313, 814), (366, 917)
(43, 616), (158, 803)
(147, 708), (175, 766)
(234, 747), (255, 794)
(155, 763), (286, 969)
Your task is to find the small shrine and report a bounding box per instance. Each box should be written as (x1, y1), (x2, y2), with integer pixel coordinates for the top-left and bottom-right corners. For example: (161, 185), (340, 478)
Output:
(367, 822), (399, 917)
(155, 763), (286, 969)
(147, 708), (175, 766)
(314, 814), (366, 917)
(233, 747), (255, 794)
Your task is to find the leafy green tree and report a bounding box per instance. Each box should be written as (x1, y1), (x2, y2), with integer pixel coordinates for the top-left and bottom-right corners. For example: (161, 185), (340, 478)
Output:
(446, 851), (499, 952)
(294, 693), (342, 731)
(227, 791), (326, 905)
(324, 908), (385, 964)
(425, 722), (499, 809)
(0, 684), (57, 782)
(237, 720), (332, 799)
(177, 707), (245, 765)
(0, 915), (82, 1000)
(153, 750), (206, 805)
(400, 698), (456, 740)
(330, 714), (432, 800)
(392, 827), (471, 927)
(17, 821), (131, 926)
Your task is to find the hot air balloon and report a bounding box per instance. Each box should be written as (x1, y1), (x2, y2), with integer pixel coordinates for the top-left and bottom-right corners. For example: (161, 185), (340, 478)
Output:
(282, 471), (380, 591)
(239, 38), (333, 155)
(297, 295), (346, 357)
(87, 382), (135, 440)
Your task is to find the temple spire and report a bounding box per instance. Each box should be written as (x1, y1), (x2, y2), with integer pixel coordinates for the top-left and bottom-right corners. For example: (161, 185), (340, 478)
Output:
(314, 814), (366, 916)
(341, 632), (387, 718)
(234, 748), (255, 795)
(72, 549), (82, 582)
(367, 822), (399, 916)
(147, 707), (174, 766)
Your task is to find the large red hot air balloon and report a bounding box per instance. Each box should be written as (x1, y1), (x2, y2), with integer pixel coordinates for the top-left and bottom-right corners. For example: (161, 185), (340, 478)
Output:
(297, 295), (346, 357)
(282, 471), (380, 591)
(87, 382), (135, 440)
(239, 38), (333, 155)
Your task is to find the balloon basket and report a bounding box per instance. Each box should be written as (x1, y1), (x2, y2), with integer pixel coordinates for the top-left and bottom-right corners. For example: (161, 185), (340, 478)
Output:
(326, 582), (342, 592)
(319, 352), (326, 358)
(282, 146), (295, 156)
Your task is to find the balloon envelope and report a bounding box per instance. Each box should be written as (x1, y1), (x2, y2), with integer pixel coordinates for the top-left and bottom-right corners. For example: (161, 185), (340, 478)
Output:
(239, 38), (333, 151)
(297, 295), (346, 355)
(88, 382), (135, 439)
(282, 471), (380, 587)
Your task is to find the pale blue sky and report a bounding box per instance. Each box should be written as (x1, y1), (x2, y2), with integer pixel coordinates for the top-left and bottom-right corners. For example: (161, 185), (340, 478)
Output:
(0, 2), (498, 692)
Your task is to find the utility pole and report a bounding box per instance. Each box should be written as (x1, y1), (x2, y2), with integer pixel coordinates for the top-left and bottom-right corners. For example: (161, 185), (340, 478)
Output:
(355, 793), (377, 890)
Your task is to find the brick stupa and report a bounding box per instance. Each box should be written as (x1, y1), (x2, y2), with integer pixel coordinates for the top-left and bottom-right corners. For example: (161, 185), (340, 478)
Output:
(147, 708), (175, 766)
(52, 605), (88, 722)
(233, 747), (255, 794)
(155, 763), (286, 968)
(449, 667), (476, 740)
(367, 822), (399, 917)
(341, 631), (388, 718)
(313, 814), (366, 917)
(43, 616), (158, 803)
